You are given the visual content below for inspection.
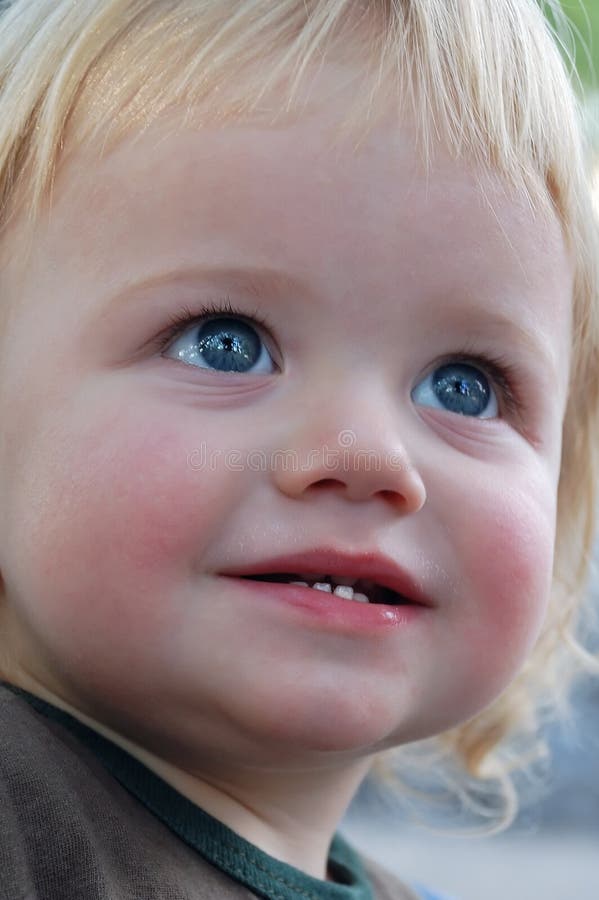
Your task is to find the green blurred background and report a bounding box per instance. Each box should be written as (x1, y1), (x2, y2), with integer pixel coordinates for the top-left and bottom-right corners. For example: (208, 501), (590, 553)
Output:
(556, 1), (598, 88)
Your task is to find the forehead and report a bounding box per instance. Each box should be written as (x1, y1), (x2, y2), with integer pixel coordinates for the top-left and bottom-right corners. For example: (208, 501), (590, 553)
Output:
(6, 47), (572, 298)
(44, 101), (571, 312)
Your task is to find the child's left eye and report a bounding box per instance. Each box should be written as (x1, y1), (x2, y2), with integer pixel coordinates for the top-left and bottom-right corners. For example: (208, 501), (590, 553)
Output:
(156, 299), (279, 375)
(412, 361), (498, 418)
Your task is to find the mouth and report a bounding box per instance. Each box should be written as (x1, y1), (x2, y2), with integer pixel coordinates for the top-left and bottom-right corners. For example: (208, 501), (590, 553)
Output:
(236, 573), (414, 606)
(218, 548), (434, 611)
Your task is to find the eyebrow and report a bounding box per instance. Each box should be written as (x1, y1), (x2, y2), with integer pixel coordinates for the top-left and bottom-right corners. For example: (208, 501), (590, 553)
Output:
(440, 305), (558, 380)
(103, 264), (313, 309)
(103, 263), (558, 379)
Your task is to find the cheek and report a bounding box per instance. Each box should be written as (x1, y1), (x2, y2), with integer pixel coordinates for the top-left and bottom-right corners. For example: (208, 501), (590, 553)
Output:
(5, 409), (239, 659)
(456, 476), (556, 701)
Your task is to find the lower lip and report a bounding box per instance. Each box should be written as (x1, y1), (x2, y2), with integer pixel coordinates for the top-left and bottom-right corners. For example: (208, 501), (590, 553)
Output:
(219, 577), (430, 634)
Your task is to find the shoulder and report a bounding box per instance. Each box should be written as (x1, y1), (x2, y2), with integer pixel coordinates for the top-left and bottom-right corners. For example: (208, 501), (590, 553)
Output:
(0, 683), (102, 898)
(0, 681), (106, 836)
(0, 681), (68, 777)
(0, 683), (241, 899)
(0, 681), (167, 831)
(0, 682), (97, 787)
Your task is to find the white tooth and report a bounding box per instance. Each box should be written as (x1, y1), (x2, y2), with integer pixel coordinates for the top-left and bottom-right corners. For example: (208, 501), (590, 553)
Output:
(312, 582), (332, 593)
(332, 576), (358, 588)
(332, 585), (371, 604)
(290, 581), (309, 587)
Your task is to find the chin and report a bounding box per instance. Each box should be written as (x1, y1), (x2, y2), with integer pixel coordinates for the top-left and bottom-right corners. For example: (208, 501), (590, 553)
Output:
(236, 685), (416, 757)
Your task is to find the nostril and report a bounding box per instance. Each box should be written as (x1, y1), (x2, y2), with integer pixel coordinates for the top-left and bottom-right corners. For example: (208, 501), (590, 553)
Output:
(312, 479), (345, 490)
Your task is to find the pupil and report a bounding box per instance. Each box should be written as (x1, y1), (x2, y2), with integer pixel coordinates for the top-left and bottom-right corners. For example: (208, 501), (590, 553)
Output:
(197, 318), (261, 372)
(433, 363), (490, 416)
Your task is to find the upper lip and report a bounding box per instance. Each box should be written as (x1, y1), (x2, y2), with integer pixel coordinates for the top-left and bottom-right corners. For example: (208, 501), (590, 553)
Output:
(218, 548), (435, 607)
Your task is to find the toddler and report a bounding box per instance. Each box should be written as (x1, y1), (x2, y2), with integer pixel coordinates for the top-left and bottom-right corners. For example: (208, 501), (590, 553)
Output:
(0, 1), (598, 899)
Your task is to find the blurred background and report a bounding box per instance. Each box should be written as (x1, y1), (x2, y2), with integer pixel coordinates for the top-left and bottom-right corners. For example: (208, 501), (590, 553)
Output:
(341, 3), (599, 898)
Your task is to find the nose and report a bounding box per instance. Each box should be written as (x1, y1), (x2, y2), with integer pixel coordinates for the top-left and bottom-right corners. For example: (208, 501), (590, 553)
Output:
(273, 397), (426, 514)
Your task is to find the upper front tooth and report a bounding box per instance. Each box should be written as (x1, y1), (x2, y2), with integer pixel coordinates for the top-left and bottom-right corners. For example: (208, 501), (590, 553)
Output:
(333, 584), (354, 599)
(333, 585), (371, 603)
(331, 575), (359, 588)
(297, 574), (359, 587)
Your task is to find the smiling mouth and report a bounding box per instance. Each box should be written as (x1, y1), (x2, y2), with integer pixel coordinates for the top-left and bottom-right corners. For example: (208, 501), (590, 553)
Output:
(237, 573), (413, 605)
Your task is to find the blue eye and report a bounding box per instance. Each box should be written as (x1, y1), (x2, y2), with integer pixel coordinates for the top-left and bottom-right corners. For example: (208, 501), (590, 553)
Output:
(411, 361), (499, 418)
(162, 307), (277, 374)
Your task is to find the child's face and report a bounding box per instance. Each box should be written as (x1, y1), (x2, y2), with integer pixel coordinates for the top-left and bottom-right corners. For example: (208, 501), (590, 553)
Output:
(0, 71), (572, 771)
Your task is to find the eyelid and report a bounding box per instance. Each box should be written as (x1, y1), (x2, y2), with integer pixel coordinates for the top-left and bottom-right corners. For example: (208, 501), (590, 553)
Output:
(152, 296), (283, 371)
(153, 297), (277, 351)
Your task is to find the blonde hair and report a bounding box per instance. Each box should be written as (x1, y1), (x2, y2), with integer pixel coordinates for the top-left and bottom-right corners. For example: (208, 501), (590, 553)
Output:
(0, 0), (597, 833)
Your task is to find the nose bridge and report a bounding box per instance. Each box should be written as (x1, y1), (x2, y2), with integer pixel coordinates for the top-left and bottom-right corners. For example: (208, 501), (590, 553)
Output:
(272, 378), (426, 511)
(318, 373), (408, 445)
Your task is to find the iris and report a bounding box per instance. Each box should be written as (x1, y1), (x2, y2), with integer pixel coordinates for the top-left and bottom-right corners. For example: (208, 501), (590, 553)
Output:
(432, 363), (491, 416)
(196, 318), (261, 372)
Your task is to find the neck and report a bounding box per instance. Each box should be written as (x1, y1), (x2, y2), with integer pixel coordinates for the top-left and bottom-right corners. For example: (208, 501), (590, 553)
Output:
(144, 755), (372, 880)
(6, 674), (374, 881)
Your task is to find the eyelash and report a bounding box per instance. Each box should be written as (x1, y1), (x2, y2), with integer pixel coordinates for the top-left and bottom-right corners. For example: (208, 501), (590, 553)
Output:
(152, 297), (524, 417)
(153, 297), (274, 352)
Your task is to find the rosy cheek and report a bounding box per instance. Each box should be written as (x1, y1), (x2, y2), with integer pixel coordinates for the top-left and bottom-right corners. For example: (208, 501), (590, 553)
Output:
(458, 479), (556, 692)
(13, 412), (239, 649)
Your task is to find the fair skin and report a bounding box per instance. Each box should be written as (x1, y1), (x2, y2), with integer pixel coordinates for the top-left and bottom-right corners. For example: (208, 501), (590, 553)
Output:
(0, 63), (572, 880)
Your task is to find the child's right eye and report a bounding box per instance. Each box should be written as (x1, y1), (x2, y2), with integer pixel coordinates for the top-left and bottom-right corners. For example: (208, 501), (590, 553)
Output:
(157, 299), (279, 375)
